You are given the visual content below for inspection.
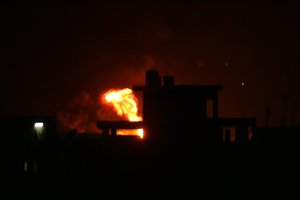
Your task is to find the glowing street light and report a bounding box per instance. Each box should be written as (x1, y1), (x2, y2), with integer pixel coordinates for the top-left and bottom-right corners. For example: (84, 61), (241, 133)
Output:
(34, 122), (44, 138)
(34, 122), (44, 128)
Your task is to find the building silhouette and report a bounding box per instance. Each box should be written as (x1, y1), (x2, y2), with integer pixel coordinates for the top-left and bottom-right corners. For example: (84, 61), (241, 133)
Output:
(98, 69), (256, 146)
(0, 116), (56, 178)
(1, 69), (300, 197)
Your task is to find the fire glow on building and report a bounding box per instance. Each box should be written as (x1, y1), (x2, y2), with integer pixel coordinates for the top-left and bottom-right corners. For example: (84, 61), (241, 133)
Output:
(101, 88), (144, 139)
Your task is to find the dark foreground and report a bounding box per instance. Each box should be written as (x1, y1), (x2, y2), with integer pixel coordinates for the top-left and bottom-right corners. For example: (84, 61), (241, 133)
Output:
(1, 136), (300, 199)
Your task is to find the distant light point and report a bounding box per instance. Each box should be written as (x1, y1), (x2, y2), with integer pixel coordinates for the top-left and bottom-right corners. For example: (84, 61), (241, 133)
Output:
(241, 82), (245, 86)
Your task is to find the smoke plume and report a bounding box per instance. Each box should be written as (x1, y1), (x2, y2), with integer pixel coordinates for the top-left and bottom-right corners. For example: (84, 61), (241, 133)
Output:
(57, 91), (99, 133)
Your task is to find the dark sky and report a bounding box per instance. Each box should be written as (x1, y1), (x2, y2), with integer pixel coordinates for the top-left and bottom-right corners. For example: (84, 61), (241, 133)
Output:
(1, 1), (300, 127)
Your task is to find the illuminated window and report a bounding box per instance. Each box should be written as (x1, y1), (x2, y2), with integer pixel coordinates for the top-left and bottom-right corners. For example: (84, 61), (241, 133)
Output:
(223, 126), (236, 143)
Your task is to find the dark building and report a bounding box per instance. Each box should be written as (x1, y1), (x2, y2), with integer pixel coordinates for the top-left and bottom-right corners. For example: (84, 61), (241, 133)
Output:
(3, 70), (299, 197)
(100, 69), (253, 144)
(255, 126), (300, 145)
(98, 69), (256, 145)
(96, 69), (257, 191)
(0, 116), (56, 176)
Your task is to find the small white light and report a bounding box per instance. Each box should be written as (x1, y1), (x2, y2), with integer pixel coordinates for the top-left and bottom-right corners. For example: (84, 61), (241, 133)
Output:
(241, 82), (245, 86)
(34, 122), (44, 136)
(34, 122), (44, 128)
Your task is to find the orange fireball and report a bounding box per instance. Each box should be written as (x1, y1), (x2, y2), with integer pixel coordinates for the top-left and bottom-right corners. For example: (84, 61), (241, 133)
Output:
(102, 88), (143, 139)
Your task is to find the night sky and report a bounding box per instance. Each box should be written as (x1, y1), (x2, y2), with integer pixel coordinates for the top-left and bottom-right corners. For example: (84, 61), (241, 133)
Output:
(1, 1), (300, 129)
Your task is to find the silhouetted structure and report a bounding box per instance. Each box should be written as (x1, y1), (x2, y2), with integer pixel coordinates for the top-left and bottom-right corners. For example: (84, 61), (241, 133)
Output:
(255, 126), (300, 145)
(2, 70), (300, 198)
(98, 69), (256, 145)
(0, 116), (56, 176)
(92, 69), (252, 145)
(98, 121), (143, 136)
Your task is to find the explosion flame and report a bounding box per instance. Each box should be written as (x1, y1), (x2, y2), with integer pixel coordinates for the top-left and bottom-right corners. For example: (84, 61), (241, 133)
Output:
(102, 88), (143, 138)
